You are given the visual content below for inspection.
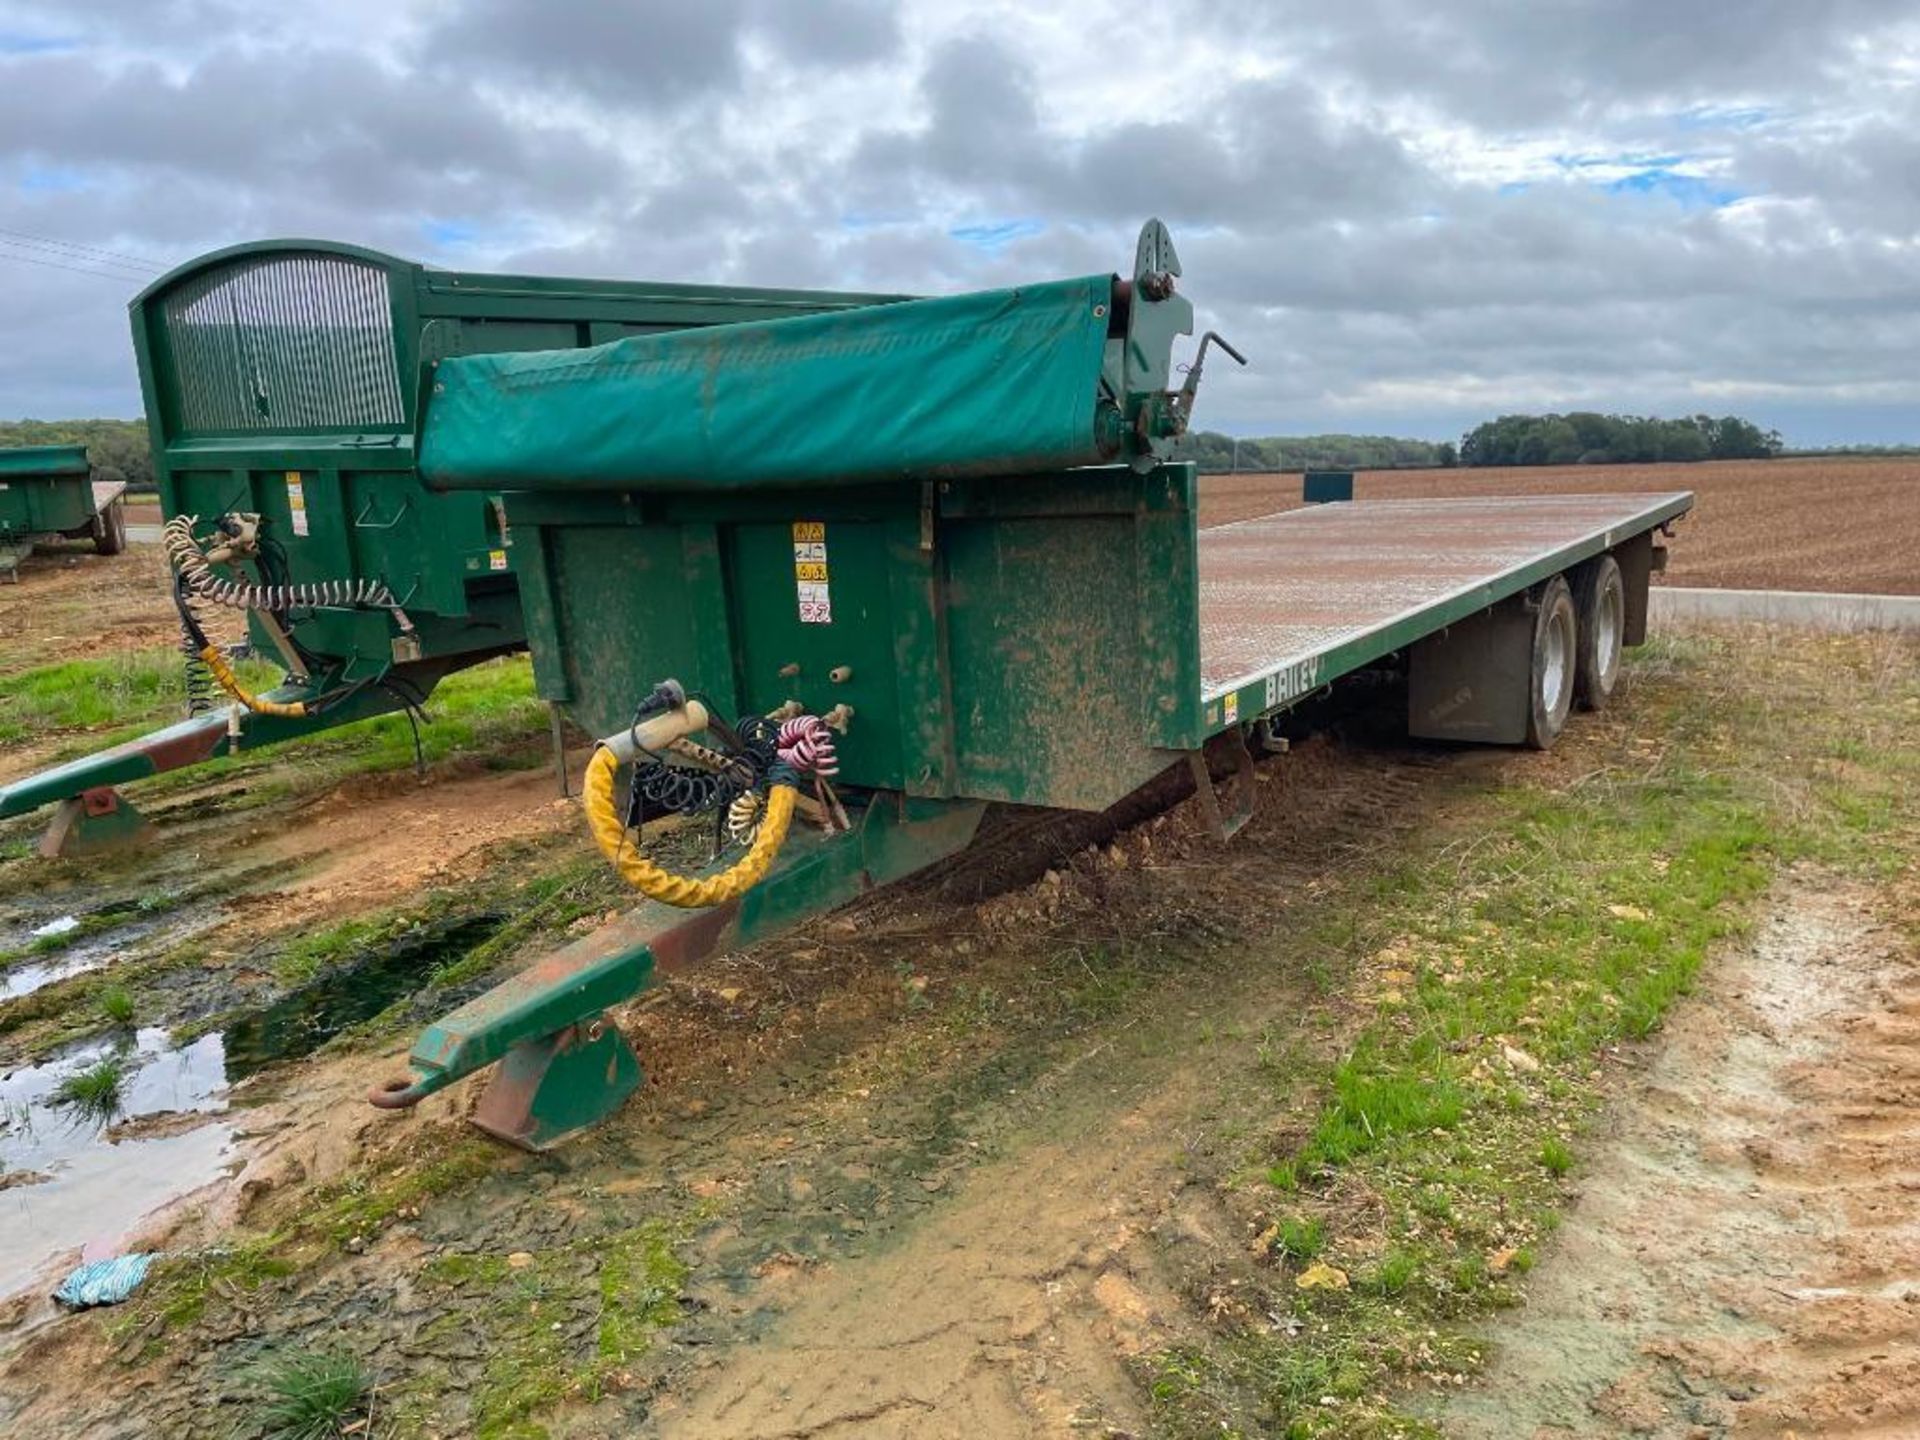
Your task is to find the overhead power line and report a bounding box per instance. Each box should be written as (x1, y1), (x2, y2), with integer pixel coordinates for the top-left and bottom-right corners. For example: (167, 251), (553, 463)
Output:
(0, 247), (150, 285)
(0, 226), (165, 272)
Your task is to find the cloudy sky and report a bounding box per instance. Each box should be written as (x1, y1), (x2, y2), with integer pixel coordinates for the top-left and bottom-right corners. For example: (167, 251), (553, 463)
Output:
(2, 0), (1917, 444)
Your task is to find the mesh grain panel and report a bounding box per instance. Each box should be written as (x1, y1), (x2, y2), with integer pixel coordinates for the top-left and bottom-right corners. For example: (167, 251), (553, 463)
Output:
(161, 252), (404, 433)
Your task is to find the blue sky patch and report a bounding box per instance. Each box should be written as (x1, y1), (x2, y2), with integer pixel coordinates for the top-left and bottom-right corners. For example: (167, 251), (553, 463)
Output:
(948, 219), (1045, 252)
(19, 165), (89, 194)
(1676, 105), (1772, 132)
(0, 30), (77, 54)
(1605, 168), (1744, 209)
(422, 219), (481, 249)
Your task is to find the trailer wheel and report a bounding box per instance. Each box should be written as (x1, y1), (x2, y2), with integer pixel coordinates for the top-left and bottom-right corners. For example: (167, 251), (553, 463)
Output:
(1525, 574), (1577, 750)
(1573, 554), (1624, 711)
(92, 496), (127, 557)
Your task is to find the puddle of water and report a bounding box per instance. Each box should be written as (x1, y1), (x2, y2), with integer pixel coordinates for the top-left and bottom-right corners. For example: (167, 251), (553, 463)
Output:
(2, 949), (106, 1002)
(1, 909), (227, 1002)
(0, 911), (503, 1298)
(221, 914), (503, 1080)
(0, 1029), (234, 1299)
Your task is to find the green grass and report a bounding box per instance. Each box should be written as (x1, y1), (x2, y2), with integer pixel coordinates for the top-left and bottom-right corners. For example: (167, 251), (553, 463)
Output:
(51, 1053), (128, 1124)
(0, 649), (188, 746)
(0, 650), (542, 796)
(0, 646), (283, 749)
(97, 985), (135, 1026)
(1147, 630), (1920, 1440)
(417, 1222), (688, 1438)
(243, 1349), (371, 1440)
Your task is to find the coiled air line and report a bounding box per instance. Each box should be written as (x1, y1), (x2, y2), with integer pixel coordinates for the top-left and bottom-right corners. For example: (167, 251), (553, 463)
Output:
(582, 681), (833, 909)
(162, 512), (417, 717)
(162, 514), (415, 631)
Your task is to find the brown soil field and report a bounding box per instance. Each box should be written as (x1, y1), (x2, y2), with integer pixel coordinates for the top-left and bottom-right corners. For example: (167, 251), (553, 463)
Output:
(1199, 456), (1920, 596)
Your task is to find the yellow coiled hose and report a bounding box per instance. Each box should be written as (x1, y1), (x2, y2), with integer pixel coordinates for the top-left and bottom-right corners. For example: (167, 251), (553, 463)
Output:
(200, 644), (309, 718)
(583, 745), (796, 908)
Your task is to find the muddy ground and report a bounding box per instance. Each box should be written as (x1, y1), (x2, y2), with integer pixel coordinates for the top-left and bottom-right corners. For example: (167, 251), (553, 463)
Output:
(0, 537), (1915, 1438)
(1444, 873), (1920, 1439)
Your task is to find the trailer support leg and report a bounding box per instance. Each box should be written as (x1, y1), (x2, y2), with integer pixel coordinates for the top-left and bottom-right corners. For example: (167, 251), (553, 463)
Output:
(472, 1015), (643, 1149)
(1187, 728), (1257, 842)
(39, 786), (150, 858)
(548, 701), (571, 800)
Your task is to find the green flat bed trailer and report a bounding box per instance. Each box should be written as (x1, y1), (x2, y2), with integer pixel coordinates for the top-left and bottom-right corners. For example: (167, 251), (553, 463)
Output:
(0, 241), (903, 854)
(354, 222), (1693, 1150)
(0, 444), (127, 581)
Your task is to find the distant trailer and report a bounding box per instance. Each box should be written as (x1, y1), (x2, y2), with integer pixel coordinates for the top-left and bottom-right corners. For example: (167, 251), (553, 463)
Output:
(0, 444), (127, 581)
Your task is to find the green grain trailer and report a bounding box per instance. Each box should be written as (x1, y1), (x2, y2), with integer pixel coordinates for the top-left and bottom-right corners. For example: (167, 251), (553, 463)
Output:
(0, 444), (126, 580)
(0, 241), (903, 853)
(359, 222), (1691, 1149)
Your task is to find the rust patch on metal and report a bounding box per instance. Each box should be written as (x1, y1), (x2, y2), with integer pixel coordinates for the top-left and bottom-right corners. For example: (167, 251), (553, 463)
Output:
(649, 901), (742, 974)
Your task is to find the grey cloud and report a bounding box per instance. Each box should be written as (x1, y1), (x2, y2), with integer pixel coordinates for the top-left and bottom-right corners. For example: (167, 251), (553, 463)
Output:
(1234, 0), (1920, 127)
(852, 37), (1428, 231)
(2, 0), (1918, 445)
(415, 0), (903, 111)
(421, 0), (749, 108)
(751, 0), (901, 65)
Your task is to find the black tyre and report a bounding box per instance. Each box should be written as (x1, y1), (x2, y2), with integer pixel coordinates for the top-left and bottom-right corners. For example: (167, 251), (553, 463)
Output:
(92, 497), (127, 557)
(1524, 574), (1577, 750)
(1572, 553), (1625, 712)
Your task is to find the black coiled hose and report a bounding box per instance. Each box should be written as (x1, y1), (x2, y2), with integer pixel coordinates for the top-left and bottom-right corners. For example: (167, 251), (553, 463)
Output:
(622, 712), (783, 825)
(176, 587), (216, 716)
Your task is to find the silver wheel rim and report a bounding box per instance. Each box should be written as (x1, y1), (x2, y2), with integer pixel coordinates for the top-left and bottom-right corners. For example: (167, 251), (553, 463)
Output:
(1596, 579), (1622, 688)
(1542, 608), (1572, 716)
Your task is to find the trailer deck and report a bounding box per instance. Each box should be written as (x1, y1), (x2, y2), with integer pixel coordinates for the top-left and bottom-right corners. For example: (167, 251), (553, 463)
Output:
(1196, 491), (1693, 708)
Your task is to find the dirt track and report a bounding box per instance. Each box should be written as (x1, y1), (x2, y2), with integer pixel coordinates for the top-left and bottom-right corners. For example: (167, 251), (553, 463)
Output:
(1199, 457), (1920, 596)
(1445, 873), (1920, 1439)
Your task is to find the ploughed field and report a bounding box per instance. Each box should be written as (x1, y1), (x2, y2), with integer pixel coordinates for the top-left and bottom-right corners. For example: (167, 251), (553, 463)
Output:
(1199, 456), (1920, 596)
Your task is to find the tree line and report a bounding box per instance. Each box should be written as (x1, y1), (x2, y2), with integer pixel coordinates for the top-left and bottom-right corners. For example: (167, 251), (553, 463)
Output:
(0, 418), (155, 488)
(1458, 412), (1781, 467)
(1169, 431), (1451, 473)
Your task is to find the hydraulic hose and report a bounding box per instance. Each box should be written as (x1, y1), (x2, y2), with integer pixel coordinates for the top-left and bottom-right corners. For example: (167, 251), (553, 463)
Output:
(199, 644), (309, 718)
(584, 745), (796, 908)
(163, 514), (415, 633)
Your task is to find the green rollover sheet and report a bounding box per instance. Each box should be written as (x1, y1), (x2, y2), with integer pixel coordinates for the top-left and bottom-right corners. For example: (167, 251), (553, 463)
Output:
(0, 444), (89, 479)
(419, 275), (1123, 492)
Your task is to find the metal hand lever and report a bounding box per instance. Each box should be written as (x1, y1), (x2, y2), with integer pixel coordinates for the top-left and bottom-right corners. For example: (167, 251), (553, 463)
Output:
(1177, 331), (1247, 408)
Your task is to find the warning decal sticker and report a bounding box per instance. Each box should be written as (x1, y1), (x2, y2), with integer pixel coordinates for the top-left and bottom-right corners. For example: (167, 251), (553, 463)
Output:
(286, 471), (309, 538)
(793, 521), (831, 623)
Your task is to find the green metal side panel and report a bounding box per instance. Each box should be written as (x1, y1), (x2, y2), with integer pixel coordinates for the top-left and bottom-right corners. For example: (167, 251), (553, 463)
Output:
(0, 475), (94, 537)
(726, 519), (908, 787)
(505, 465), (1195, 811)
(519, 521), (719, 741)
(420, 276), (1121, 493)
(0, 445), (94, 539)
(939, 465), (1194, 810)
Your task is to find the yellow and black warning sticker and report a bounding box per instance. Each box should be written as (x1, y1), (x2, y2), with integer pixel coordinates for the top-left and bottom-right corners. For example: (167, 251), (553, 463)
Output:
(286, 471), (309, 538)
(793, 521), (831, 623)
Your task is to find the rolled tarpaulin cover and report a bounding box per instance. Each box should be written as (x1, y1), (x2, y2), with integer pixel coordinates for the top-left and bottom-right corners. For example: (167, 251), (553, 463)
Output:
(0, 444), (89, 479)
(419, 275), (1119, 492)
